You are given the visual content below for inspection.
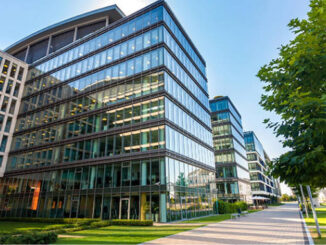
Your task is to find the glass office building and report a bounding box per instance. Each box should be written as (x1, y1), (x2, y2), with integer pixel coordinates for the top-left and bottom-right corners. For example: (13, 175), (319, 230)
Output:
(210, 96), (251, 203)
(0, 0), (216, 222)
(244, 131), (281, 202)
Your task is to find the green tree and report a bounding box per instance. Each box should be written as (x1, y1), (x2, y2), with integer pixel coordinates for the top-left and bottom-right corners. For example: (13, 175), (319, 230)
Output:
(281, 194), (290, 202)
(257, 0), (326, 188)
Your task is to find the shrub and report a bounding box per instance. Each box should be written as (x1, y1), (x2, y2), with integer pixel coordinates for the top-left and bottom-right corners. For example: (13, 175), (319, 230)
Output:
(300, 203), (312, 213)
(90, 220), (111, 228)
(217, 200), (248, 214)
(234, 201), (248, 211)
(111, 219), (153, 226)
(1, 232), (57, 244)
(0, 217), (97, 224)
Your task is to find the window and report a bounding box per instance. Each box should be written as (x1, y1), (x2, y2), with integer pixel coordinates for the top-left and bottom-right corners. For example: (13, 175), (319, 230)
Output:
(5, 79), (13, 94)
(0, 115), (4, 131)
(0, 136), (8, 152)
(9, 99), (16, 114)
(0, 76), (5, 91)
(4, 117), (12, 132)
(0, 155), (3, 167)
(13, 82), (20, 97)
(17, 67), (24, 81)
(247, 153), (257, 161)
(2, 60), (10, 75)
(10, 63), (17, 78)
(1, 97), (9, 112)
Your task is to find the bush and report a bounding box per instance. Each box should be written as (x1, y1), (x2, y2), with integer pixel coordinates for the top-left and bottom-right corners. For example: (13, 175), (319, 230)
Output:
(300, 203), (312, 213)
(234, 201), (248, 211)
(90, 220), (111, 228)
(0, 217), (96, 225)
(217, 200), (248, 214)
(111, 219), (153, 226)
(0, 232), (57, 244)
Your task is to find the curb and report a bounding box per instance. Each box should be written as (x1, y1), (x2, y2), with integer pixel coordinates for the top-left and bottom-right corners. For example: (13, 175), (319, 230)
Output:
(299, 210), (314, 245)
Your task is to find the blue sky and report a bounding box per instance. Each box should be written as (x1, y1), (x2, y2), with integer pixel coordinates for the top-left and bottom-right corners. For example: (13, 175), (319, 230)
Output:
(0, 0), (310, 193)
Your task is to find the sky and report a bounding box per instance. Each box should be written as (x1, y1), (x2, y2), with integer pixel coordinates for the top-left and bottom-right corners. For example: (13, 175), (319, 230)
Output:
(0, 0), (311, 195)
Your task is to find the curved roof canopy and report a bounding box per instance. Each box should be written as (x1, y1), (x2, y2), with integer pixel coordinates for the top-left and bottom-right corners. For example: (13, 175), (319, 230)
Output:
(5, 4), (125, 55)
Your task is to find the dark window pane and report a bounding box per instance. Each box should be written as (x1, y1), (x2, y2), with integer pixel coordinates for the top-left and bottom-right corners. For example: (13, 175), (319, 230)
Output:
(10, 63), (17, 78)
(0, 136), (8, 152)
(17, 67), (24, 81)
(50, 30), (74, 53)
(27, 39), (49, 63)
(4, 117), (12, 132)
(2, 60), (10, 75)
(77, 21), (106, 39)
(13, 49), (27, 62)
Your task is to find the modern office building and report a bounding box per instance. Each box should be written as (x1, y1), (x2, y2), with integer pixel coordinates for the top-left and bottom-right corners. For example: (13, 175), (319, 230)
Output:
(209, 96), (251, 203)
(244, 131), (281, 202)
(0, 0), (216, 222)
(0, 51), (28, 177)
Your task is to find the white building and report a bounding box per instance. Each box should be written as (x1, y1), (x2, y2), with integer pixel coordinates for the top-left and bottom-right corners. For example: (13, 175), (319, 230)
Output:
(0, 51), (27, 176)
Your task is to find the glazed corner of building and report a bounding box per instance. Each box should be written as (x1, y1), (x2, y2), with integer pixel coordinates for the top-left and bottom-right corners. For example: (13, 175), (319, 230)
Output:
(4, 0), (206, 67)
(0, 0), (216, 222)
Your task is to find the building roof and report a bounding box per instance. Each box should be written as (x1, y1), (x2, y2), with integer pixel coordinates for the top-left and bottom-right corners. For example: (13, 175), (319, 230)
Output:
(5, 4), (125, 54)
(209, 96), (242, 119)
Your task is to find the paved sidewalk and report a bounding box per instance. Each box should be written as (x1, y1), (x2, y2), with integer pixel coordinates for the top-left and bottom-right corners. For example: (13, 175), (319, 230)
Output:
(144, 203), (308, 244)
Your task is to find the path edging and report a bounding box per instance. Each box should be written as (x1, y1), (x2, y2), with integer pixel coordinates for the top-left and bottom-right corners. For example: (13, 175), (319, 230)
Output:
(299, 210), (314, 245)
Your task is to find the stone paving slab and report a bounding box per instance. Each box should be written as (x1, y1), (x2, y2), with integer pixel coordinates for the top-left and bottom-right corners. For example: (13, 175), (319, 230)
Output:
(143, 203), (308, 244)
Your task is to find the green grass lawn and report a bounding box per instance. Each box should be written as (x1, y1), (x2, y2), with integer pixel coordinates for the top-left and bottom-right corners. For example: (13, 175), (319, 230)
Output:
(0, 221), (66, 235)
(305, 207), (326, 226)
(178, 209), (262, 223)
(178, 213), (232, 223)
(55, 225), (201, 244)
(305, 207), (326, 244)
(268, 203), (285, 207)
(308, 228), (326, 245)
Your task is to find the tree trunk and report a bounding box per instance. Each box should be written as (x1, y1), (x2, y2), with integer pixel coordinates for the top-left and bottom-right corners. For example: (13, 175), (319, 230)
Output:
(300, 184), (309, 218)
(306, 185), (321, 238)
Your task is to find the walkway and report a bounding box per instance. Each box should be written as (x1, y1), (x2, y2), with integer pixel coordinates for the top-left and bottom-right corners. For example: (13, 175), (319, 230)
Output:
(144, 203), (308, 244)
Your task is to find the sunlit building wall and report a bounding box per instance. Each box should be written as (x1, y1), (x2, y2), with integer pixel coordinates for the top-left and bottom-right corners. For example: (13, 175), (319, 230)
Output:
(0, 51), (27, 177)
(0, 0), (216, 222)
(244, 131), (281, 201)
(209, 96), (251, 203)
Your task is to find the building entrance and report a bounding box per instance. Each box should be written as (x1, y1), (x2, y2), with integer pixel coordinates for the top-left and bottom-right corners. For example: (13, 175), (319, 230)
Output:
(119, 198), (130, 219)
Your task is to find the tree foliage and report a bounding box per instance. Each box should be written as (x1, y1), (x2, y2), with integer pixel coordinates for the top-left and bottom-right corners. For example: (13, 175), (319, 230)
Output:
(257, 0), (326, 187)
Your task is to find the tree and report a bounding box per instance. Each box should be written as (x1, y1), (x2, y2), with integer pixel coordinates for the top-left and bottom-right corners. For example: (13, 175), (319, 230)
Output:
(257, 0), (326, 188)
(281, 194), (290, 202)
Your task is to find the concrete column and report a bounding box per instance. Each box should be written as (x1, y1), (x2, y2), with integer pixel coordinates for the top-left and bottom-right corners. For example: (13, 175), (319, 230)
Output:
(24, 46), (30, 63)
(73, 26), (78, 41)
(140, 193), (146, 220)
(46, 36), (52, 55)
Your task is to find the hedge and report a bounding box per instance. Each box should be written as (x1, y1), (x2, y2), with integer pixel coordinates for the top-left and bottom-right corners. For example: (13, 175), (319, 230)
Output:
(0, 232), (57, 244)
(299, 203), (312, 213)
(0, 217), (97, 225)
(217, 200), (248, 214)
(111, 219), (153, 226)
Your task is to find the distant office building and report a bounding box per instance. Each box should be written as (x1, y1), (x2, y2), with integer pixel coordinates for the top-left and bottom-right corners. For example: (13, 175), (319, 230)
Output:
(0, 51), (27, 177)
(244, 131), (281, 202)
(210, 96), (251, 203)
(0, 0), (216, 221)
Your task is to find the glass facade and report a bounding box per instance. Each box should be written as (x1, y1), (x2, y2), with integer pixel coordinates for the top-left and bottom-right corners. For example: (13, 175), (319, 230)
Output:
(210, 97), (251, 203)
(244, 131), (281, 199)
(0, 2), (216, 222)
